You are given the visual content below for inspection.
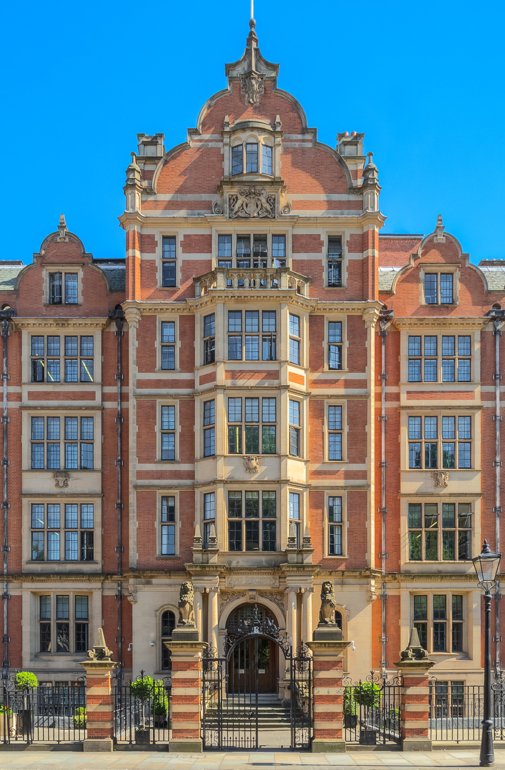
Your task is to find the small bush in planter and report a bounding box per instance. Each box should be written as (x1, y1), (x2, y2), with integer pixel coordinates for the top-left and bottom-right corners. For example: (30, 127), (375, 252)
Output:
(130, 675), (154, 741)
(14, 672), (38, 691)
(353, 681), (381, 709)
(152, 680), (169, 727)
(343, 688), (358, 728)
(73, 706), (87, 729)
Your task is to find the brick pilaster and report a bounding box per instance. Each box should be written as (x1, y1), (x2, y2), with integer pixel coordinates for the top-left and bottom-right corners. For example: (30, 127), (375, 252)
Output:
(307, 637), (350, 752)
(80, 659), (117, 752)
(166, 630), (206, 753)
(395, 661), (434, 751)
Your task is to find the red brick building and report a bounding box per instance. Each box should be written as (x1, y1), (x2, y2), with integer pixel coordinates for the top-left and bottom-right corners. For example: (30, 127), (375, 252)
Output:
(0, 20), (504, 693)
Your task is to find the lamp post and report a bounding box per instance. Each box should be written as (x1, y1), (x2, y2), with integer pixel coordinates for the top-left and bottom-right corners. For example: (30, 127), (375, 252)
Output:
(473, 540), (502, 767)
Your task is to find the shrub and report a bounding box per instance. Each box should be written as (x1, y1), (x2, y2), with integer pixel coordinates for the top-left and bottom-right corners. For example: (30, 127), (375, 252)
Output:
(353, 682), (381, 708)
(344, 688), (358, 716)
(130, 675), (154, 702)
(152, 680), (169, 716)
(14, 672), (39, 691)
(73, 706), (86, 728)
(0, 705), (12, 715)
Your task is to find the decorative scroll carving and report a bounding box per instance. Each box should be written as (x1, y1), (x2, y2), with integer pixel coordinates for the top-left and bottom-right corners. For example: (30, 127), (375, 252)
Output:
(212, 200), (224, 215)
(177, 581), (195, 627)
(241, 72), (264, 105)
(432, 470), (449, 488)
(229, 187), (275, 219)
(225, 603), (290, 656)
(87, 627), (113, 661)
(53, 471), (70, 489)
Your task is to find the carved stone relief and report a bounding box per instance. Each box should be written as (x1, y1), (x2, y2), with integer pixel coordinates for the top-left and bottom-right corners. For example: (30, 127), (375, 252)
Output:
(229, 187), (275, 219)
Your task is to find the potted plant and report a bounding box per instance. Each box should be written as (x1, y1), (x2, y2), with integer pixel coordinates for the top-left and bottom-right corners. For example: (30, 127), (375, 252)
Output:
(14, 671), (38, 740)
(353, 681), (381, 745)
(152, 679), (169, 729)
(73, 706), (87, 729)
(343, 688), (358, 729)
(130, 674), (154, 744)
(0, 705), (12, 740)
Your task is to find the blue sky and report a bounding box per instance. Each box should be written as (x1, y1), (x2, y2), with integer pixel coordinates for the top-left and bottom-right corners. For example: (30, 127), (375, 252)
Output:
(1, 0), (503, 263)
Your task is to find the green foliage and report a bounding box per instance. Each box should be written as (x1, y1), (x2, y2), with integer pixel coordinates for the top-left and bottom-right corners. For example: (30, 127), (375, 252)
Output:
(130, 674), (154, 702)
(0, 705), (12, 715)
(15, 671), (39, 691)
(73, 706), (86, 728)
(152, 680), (169, 716)
(343, 688), (358, 716)
(353, 681), (381, 708)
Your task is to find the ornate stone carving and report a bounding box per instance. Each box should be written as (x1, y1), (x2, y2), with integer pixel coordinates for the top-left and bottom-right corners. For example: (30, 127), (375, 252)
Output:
(53, 471), (70, 489)
(229, 187), (275, 219)
(126, 581), (137, 604)
(177, 581), (195, 627)
(400, 626), (429, 661)
(318, 581), (338, 626)
(241, 71), (264, 105)
(432, 470), (449, 488)
(243, 455), (260, 473)
(212, 200), (224, 215)
(87, 627), (113, 661)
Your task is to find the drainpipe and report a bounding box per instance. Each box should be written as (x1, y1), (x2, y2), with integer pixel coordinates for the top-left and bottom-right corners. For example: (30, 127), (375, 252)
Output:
(487, 305), (505, 678)
(109, 305), (125, 683)
(379, 308), (393, 674)
(0, 307), (14, 680)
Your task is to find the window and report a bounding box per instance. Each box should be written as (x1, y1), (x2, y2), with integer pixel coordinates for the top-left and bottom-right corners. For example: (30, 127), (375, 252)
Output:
(227, 491), (276, 551)
(408, 415), (472, 469)
(218, 234), (286, 270)
(39, 594), (89, 653)
(433, 682), (465, 719)
(424, 273), (454, 305)
(408, 502), (472, 561)
(413, 594), (464, 653)
(48, 272), (78, 305)
(203, 492), (216, 549)
(31, 335), (94, 383)
(160, 496), (176, 556)
(203, 400), (216, 457)
(289, 399), (301, 457)
(161, 236), (177, 287)
(328, 496), (343, 555)
(289, 314), (301, 365)
(328, 405), (343, 461)
(288, 492), (301, 547)
(327, 237), (343, 287)
(228, 397), (276, 454)
(161, 610), (176, 671)
(230, 142), (274, 176)
(30, 416), (94, 470)
(31, 503), (94, 562)
(407, 335), (471, 382)
(328, 322), (343, 370)
(227, 310), (277, 361)
(161, 406), (176, 461)
(160, 322), (176, 370)
(203, 314), (215, 365)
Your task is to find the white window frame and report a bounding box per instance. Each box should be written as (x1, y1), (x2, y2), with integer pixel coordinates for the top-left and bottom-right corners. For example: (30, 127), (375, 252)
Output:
(158, 318), (178, 371)
(158, 493), (179, 557)
(325, 318), (346, 371)
(406, 332), (472, 383)
(159, 403), (178, 462)
(326, 402), (345, 462)
(412, 592), (466, 654)
(326, 494), (346, 557)
(45, 268), (82, 306)
(158, 234), (180, 289)
(37, 593), (90, 655)
(420, 267), (459, 307)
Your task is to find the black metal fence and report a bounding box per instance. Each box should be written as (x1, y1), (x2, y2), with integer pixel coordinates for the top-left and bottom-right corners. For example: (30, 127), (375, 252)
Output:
(113, 674), (171, 746)
(0, 681), (86, 744)
(429, 681), (505, 743)
(343, 673), (401, 745)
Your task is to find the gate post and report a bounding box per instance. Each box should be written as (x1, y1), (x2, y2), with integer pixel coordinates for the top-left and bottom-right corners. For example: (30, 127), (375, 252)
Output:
(395, 629), (434, 751)
(308, 626), (350, 753)
(166, 627), (206, 753)
(80, 627), (117, 752)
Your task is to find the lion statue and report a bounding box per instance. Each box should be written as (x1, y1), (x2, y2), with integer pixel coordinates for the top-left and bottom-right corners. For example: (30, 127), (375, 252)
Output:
(319, 581), (337, 625)
(178, 581), (195, 627)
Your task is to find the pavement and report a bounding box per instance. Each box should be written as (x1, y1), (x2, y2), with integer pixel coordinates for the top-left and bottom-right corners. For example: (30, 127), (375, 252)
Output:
(2, 749), (505, 770)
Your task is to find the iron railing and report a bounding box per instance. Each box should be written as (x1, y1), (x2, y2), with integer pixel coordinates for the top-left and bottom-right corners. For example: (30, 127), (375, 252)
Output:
(429, 681), (505, 743)
(113, 674), (171, 745)
(343, 673), (401, 745)
(0, 681), (86, 744)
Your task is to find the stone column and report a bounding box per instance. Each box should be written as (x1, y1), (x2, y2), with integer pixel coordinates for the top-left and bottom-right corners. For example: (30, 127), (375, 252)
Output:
(286, 588), (298, 652)
(395, 630), (434, 751)
(207, 586), (219, 652)
(167, 627), (206, 752)
(193, 589), (203, 639)
(80, 628), (117, 752)
(301, 587), (313, 643)
(308, 626), (350, 753)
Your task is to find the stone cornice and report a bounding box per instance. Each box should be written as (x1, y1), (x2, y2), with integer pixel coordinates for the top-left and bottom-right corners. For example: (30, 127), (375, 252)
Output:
(394, 317), (488, 330)
(14, 317), (108, 330)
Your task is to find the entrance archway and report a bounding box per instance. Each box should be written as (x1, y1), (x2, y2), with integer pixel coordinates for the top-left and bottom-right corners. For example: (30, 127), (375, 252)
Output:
(226, 604), (279, 694)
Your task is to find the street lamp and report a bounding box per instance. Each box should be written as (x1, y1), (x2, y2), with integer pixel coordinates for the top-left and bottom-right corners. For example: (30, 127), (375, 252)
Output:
(473, 540), (501, 767)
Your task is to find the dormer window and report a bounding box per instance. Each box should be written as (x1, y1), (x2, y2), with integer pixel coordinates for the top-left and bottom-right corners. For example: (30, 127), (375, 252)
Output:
(231, 141), (274, 176)
(48, 272), (78, 305)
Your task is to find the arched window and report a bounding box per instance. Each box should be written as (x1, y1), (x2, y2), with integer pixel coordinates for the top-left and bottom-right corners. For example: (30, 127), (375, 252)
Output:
(230, 140), (274, 176)
(160, 609), (176, 671)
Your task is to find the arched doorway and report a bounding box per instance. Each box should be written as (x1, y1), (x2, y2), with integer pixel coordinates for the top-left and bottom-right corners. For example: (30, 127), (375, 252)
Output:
(226, 604), (279, 694)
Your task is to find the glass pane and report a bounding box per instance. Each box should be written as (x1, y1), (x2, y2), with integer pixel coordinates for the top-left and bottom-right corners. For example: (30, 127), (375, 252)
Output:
(245, 143), (258, 173)
(442, 531), (455, 560)
(47, 504), (60, 528)
(245, 520), (260, 550)
(408, 504), (422, 528)
(231, 145), (243, 175)
(413, 595), (427, 620)
(65, 504), (78, 529)
(409, 532), (422, 560)
(425, 531), (438, 560)
(56, 595), (69, 619)
(245, 398), (259, 422)
(424, 336), (437, 356)
(31, 504), (45, 529)
(433, 595), (447, 619)
(262, 144), (273, 174)
(56, 623), (70, 652)
(408, 336), (421, 356)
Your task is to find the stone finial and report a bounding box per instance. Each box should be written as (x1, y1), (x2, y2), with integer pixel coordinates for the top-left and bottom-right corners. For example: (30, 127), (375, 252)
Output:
(318, 581), (338, 626)
(87, 627), (113, 661)
(363, 152), (379, 183)
(434, 214), (446, 243)
(400, 626), (429, 661)
(177, 581), (196, 627)
(56, 214), (69, 242)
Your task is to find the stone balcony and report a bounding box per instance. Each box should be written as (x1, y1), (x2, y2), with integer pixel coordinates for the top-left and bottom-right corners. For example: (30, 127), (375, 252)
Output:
(194, 268), (310, 297)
